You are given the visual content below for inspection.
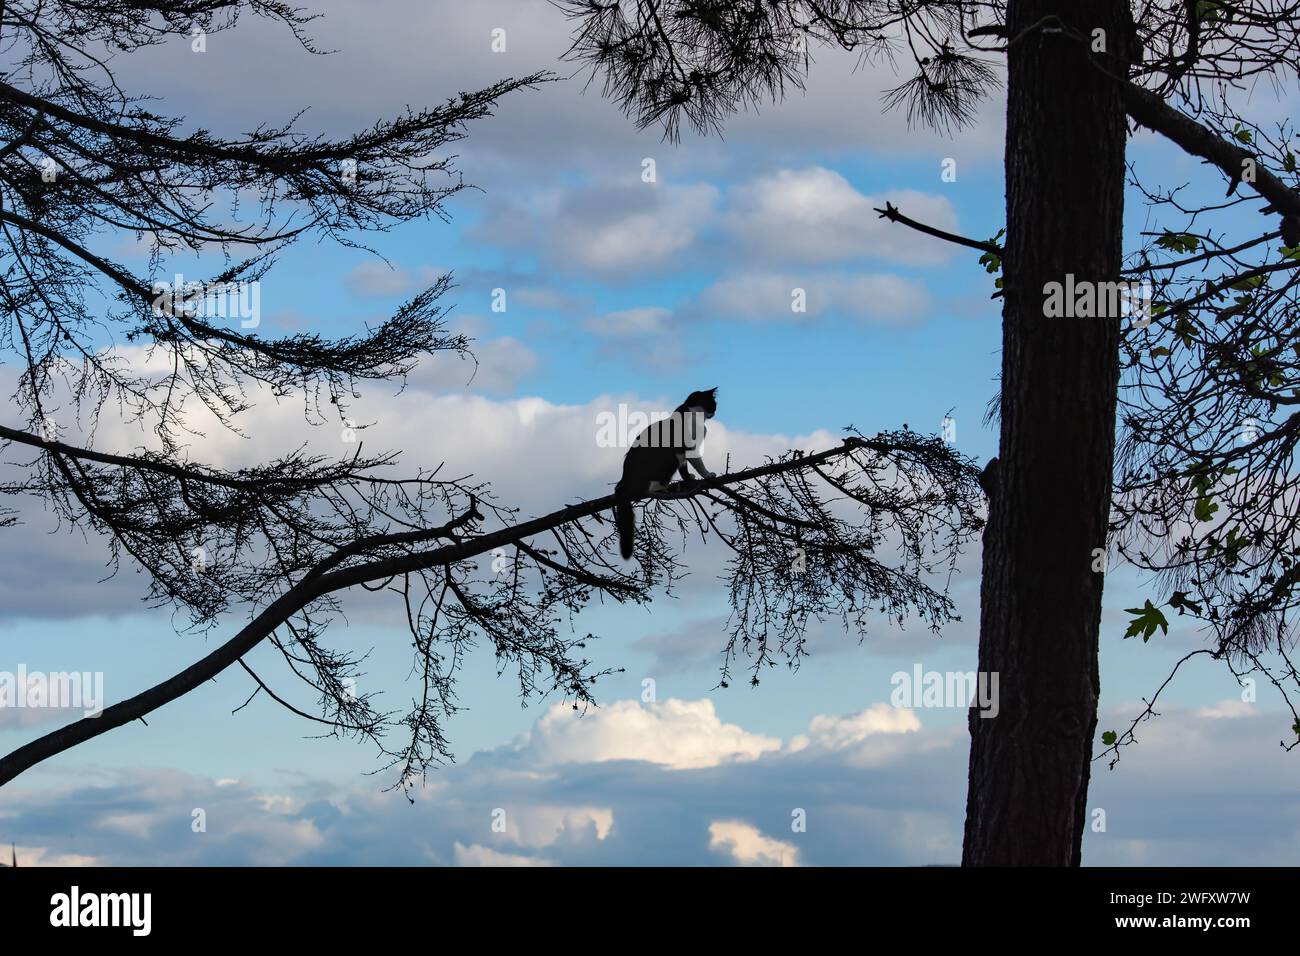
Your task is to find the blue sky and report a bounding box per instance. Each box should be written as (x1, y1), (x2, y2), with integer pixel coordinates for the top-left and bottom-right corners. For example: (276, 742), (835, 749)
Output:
(1, 0), (1297, 866)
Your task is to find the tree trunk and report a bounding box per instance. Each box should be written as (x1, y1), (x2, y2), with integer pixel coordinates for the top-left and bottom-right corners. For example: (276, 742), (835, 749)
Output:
(962, 0), (1129, 865)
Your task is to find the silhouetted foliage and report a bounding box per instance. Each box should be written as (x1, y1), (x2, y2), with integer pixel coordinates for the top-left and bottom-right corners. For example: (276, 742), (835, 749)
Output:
(0, 1), (986, 792)
(558, 0), (1300, 863)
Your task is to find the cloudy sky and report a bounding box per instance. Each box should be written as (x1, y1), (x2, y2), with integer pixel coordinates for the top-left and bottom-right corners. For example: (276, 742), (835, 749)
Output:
(1, 0), (1297, 866)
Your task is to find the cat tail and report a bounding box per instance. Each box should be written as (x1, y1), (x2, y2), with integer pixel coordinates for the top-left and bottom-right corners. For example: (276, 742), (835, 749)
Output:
(614, 481), (636, 560)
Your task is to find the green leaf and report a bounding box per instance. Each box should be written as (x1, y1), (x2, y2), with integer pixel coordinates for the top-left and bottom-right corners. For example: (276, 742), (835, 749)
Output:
(1222, 526), (1247, 566)
(1215, 297), (1250, 322)
(1187, 466), (1214, 492)
(1155, 231), (1200, 254)
(1150, 346), (1171, 358)
(1123, 600), (1170, 642)
(1169, 591), (1203, 616)
(1196, 0), (1225, 22)
(1194, 494), (1219, 522)
(977, 229), (1006, 280)
(1101, 730), (1118, 746)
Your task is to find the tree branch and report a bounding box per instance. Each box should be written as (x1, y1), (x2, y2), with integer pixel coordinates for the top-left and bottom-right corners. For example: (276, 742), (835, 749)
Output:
(875, 201), (1001, 254)
(1121, 81), (1300, 219)
(0, 436), (915, 787)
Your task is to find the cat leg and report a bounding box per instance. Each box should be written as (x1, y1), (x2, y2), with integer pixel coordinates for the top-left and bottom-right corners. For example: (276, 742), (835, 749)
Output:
(687, 456), (716, 480)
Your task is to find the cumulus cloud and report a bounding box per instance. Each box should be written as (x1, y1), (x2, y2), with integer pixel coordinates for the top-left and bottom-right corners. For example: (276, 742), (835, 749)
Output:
(786, 703), (942, 769)
(708, 820), (800, 867)
(476, 182), (720, 278)
(109, 0), (1005, 194)
(40, 344), (842, 516)
(467, 169), (944, 320)
(506, 806), (615, 848)
(518, 698), (781, 770)
(3, 696), (1293, 866)
(407, 333), (539, 395)
(0, 697), (954, 866)
(1195, 699), (1255, 720)
(0, 347), (856, 620)
(788, 703), (921, 752)
(725, 168), (960, 267)
(0, 768), (333, 866)
(453, 843), (553, 867)
(573, 184), (719, 272)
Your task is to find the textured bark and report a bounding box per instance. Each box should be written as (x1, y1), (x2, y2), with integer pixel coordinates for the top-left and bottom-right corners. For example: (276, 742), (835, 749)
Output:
(962, 0), (1129, 865)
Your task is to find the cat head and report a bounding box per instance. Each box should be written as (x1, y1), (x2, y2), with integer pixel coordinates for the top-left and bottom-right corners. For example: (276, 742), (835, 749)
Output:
(683, 387), (718, 419)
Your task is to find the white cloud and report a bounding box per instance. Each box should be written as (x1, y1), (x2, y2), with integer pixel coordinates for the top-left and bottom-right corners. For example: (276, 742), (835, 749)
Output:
(67, 349), (840, 512)
(97, 812), (157, 840)
(11, 846), (101, 867)
(725, 168), (960, 266)
(698, 271), (929, 324)
(111, 0), (1005, 197)
(4, 697), (1300, 865)
(453, 842), (554, 867)
(575, 184), (718, 272)
(408, 333), (539, 395)
(518, 698), (781, 770)
(507, 806), (615, 848)
(708, 820), (800, 867)
(471, 169), (950, 305)
(255, 794), (302, 815)
(787, 703), (934, 769)
(1195, 699), (1255, 719)
(479, 182), (720, 277)
(1, 348), (858, 618)
(788, 703), (921, 752)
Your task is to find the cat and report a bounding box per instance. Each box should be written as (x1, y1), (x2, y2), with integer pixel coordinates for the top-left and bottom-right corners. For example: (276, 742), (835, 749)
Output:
(614, 388), (718, 560)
